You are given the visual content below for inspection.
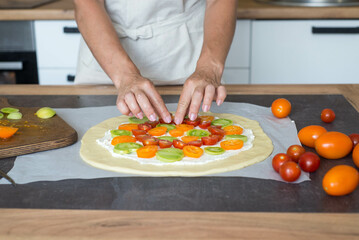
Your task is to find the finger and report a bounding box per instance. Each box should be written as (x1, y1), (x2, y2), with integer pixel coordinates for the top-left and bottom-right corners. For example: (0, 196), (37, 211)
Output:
(188, 87), (204, 120)
(216, 85), (227, 106)
(142, 82), (171, 123)
(175, 87), (192, 124)
(125, 92), (143, 119)
(134, 90), (157, 121)
(116, 98), (131, 116)
(202, 85), (215, 112)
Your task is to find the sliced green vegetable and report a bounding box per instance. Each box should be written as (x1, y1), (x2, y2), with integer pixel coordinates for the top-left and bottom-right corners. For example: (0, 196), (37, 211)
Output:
(156, 124), (176, 131)
(204, 147), (225, 155)
(1, 107), (19, 114)
(7, 112), (22, 120)
(211, 118), (233, 128)
(0, 113), (3, 119)
(113, 142), (142, 154)
(225, 134), (248, 142)
(187, 129), (210, 138)
(110, 129), (132, 137)
(129, 116), (149, 124)
(156, 148), (184, 162)
(158, 136), (178, 142)
(36, 107), (56, 119)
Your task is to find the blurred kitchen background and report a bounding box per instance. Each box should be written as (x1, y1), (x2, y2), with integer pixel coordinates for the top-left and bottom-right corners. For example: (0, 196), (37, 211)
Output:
(0, 0), (359, 85)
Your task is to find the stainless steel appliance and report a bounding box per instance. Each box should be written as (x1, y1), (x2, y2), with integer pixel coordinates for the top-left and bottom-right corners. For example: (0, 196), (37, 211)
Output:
(0, 21), (38, 84)
(257, 0), (359, 7)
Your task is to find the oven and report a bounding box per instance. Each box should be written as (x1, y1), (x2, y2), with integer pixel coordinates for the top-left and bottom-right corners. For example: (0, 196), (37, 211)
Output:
(0, 21), (38, 84)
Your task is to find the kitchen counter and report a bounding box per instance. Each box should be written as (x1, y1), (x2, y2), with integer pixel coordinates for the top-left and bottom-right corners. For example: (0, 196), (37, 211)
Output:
(0, 84), (359, 239)
(1, 0), (359, 20)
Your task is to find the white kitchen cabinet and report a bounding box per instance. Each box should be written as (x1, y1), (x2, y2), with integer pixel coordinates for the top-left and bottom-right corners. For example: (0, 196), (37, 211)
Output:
(38, 69), (76, 85)
(223, 69), (249, 84)
(251, 20), (359, 84)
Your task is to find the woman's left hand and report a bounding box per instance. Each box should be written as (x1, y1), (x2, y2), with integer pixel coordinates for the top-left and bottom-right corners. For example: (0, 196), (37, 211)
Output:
(174, 65), (226, 125)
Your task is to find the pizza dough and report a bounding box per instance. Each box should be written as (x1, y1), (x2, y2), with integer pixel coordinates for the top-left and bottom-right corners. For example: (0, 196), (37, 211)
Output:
(80, 113), (273, 176)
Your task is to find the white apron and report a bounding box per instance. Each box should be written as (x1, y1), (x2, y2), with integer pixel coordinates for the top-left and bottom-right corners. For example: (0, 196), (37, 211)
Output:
(75, 0), (206, 85)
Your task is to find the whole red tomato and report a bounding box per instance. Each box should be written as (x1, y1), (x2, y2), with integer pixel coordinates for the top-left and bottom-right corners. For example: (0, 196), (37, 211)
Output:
(349, 133), (359, 147)
(298, 152), (320, 172)
(272, 153), (292, 173)
(286, 145), (306, 163)
(321, 108), (336, 123)
(279, 161), (301, 182)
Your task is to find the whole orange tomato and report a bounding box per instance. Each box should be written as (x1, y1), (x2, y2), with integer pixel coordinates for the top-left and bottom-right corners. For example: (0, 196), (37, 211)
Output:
(271, 98), (291, 118)
(322, 165), (359, 196)
(353, 144), (359, 168)
(298, 125), (327, 148)
(315, 132), (353, 159)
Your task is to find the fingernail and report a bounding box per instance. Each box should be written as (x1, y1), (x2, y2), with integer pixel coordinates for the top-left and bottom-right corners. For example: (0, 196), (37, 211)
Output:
(165, 115), (172, 123)
(216, 100), (223, 106)
(190, 113), (196, 121)
(174, 117), (181, 125)
(203, 105), (209, 112)
(136, 112), (143, 119)
(149, 113), (156, 121)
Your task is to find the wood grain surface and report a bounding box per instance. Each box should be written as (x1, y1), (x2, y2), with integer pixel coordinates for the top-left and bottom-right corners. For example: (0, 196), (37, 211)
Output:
(0, 97), (77, 158)
(0, 0), (57, 9)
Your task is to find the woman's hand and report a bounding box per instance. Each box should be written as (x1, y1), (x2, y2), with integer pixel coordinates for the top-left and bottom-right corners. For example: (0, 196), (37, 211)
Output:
(115, 72), (172, 123)
(174, 65), (226, 124)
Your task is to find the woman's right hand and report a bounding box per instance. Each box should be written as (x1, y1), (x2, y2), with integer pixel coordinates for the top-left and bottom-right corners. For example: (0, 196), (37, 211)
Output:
(114, 72), (172, 123)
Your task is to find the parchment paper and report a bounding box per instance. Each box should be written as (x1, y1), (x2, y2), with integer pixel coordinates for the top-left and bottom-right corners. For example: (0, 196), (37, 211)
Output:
(0, 102), (310, 184)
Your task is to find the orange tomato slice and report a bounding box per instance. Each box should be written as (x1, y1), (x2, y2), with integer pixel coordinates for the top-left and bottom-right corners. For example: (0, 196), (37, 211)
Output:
(148, 126), (167, 136)
(220, 139), (244, 150)
(183, 145), (203, 158)
(118, 123), (138, 131)
(169, 128), (185, 137)
(175, 124), (194, 132)
(111, 135), (136, 145)
(223, 125), (243, 135)
(137, 145), (158, 158)
(181, 136), (199, 143)
(0, 126), (18, 139)
(199, 115), (215, 122)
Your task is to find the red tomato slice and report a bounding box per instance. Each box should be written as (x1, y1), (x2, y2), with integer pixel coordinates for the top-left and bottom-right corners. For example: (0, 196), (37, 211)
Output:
(138, 123), (152, 132)
(132, 129), (147, 136)
(187, 140), (203, 147)
(158, 139), (172, 148)
(135, 134), (151, 142)
(208, 126), (225, 136)
(201, 136), (218, 146)
(142, 137), (159, 146)
(198, 121), (212, 129)
(184, 118), (200, 127)
(146, 120), (159, 128)
(173, 139), (187, 149)
(210, 134), (224, 142)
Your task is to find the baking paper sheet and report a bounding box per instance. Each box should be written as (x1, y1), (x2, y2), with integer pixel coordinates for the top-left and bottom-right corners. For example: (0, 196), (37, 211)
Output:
(0, 102), (310, 184)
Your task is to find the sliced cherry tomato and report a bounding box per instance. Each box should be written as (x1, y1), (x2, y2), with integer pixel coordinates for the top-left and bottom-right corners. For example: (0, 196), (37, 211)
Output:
(137, 145), (158, 158)
(183, 145), (204, 158)
(138, 123), (152, 132)
(315, 132), (353, 159)
(158, 139), (172, 149)
(111, 135), (136, 145)
(118, 123), (138, 131)
(298, 152), (320, 173)
(148, 126), (167, 136)
(135, 134), (151, 142)
(286, 145), (306, 163)
(223, 125), (243, 135)
(184, 117), (200, 127)
(272, 153), (292, 173)
(146, 120), (159, 128)
(142, 137), (159, 146)
(198, 121), (212, 129)
(175, 124), (194, 132)
(279, 161), (301, 182)
(169, 128), (185, 137)
(132, 129), (147, 136)
(187, 140), (203, 147)
(210, 134), (224, 142)
(0, 126), (18, 139)
(321, 108), (336, 123)
(220, 139), (244, 150)
(322, 165), (359, 196)
(208, 126), (225, 136)
(349, 133), (359, 148)
(271, 98), (291, 118)
(202, 136), (219, 146)
(173, 139), (187, 149)
(181, 136), (199, 143)
(199, 115), (215, 122)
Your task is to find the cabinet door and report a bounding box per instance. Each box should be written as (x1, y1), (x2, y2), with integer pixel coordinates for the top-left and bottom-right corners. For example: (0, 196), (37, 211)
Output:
(251, 20), (359, 84)
(223, 69), (249, 84)
(38, 69), (76, 85)
(226, 20), (250, 68)
(35, 20), (81, 68)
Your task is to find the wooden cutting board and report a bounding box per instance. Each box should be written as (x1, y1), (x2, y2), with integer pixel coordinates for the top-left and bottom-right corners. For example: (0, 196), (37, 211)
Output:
(0, 0), (57, 9)
(0, 97), (77, 158)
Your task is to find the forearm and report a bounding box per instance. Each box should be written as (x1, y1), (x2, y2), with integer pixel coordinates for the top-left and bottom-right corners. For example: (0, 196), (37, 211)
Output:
(197, 0), (237, 78)
(74, 0), (138, 87)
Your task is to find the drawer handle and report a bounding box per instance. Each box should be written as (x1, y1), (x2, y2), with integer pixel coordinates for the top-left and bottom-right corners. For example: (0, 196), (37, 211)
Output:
(312, 26), (359, 34)
(0, 61), (23, 70)
(63, 27), (80, 34)
(67, 75), (75, 82)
